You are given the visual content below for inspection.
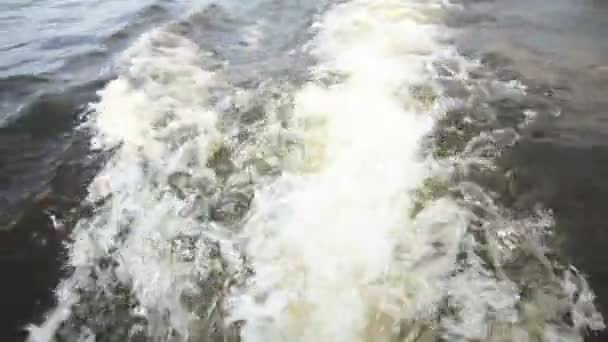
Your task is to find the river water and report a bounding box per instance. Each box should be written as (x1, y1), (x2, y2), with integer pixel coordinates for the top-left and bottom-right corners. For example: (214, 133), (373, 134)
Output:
(1, 0), (607, 341)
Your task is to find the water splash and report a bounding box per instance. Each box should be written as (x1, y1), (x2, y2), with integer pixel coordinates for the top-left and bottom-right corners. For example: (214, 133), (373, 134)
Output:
(28, 1), (603, 341)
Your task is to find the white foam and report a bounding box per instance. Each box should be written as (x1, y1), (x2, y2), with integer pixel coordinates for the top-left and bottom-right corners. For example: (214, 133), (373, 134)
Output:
(226, 1), (604, 342)
(28, 28), (243, 341)
(227, 1), (467, 341)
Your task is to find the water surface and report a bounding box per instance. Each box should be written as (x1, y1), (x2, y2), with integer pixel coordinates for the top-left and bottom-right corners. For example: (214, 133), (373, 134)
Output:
(2, 0), (608, 341)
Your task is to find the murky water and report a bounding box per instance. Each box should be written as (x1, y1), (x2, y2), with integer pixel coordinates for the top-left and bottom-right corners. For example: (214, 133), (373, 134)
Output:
(451, 2), (608, 340)
(1, 0), (608, 341)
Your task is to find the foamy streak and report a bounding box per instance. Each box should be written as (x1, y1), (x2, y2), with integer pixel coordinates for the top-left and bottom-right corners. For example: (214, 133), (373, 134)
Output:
(228, 1), (604, 342)
(28, 29), (245, 341)
(228, 1), (465, 341)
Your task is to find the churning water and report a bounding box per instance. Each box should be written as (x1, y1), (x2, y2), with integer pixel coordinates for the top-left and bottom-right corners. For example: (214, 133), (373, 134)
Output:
(2, 0), (606, 341)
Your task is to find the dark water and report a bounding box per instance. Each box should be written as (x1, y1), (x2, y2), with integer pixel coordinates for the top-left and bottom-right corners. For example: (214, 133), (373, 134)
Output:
(0, 1), (187, 340)
(451, 0), (608, 340)
(1, 0), (608, 341)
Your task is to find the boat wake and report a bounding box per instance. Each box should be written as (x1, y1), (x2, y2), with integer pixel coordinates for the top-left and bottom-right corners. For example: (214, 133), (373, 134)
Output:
(28, 1), (604, 341)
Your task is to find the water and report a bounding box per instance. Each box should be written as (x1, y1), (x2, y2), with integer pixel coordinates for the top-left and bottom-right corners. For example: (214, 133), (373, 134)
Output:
(2, 0), (608, 341)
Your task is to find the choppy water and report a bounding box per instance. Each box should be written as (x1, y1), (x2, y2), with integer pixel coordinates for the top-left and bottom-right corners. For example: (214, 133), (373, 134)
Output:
(2, 0), (608, 341)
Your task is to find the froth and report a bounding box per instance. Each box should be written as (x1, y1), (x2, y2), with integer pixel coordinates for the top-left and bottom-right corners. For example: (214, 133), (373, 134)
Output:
(29, 28), (243, 341)
(227, 1), (465, 341)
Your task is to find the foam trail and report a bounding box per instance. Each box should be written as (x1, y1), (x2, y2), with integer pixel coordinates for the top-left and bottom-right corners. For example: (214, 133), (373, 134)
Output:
(228, 1), (465, 341)
(227, 1), (604, 342)
(27, 28), (248, 341)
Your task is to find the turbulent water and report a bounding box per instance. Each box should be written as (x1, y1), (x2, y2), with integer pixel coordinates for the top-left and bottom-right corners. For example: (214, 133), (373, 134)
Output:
(2, 0), (608, 341)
